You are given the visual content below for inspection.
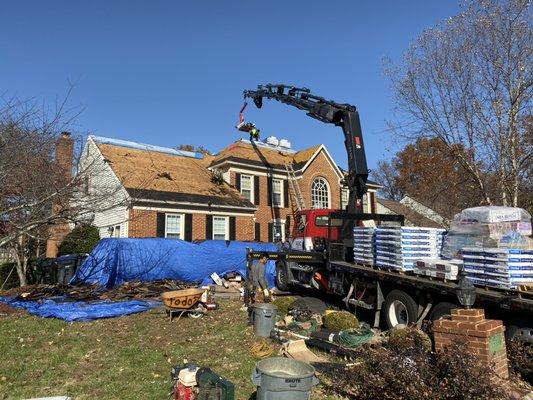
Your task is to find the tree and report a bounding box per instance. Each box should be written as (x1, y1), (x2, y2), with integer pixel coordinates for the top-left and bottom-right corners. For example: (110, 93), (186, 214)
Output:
(177, 144), (211, 155)
(58, 225), (100, 256)
(373, 138), (484, 219)
(387, 0), (532, 207)
(371, 160), (404, 201)
(0, 96), (128, 285)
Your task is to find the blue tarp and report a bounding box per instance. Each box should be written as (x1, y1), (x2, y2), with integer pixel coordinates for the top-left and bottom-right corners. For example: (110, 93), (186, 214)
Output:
(0, 297), (159, 322)
(72, 238), (278, 288)
(0, 238), (278, 322)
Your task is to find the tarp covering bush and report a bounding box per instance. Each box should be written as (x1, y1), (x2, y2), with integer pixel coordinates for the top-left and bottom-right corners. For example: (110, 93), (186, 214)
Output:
(72, 238), (278, 288)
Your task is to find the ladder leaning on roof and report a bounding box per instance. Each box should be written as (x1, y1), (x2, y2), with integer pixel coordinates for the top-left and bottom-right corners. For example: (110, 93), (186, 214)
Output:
(285, 163), (306, 214)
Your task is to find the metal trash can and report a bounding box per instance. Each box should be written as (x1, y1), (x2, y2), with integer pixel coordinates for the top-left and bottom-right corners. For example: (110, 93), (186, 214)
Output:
(253, 303), (278, 337)
(252, 357), (319, 400)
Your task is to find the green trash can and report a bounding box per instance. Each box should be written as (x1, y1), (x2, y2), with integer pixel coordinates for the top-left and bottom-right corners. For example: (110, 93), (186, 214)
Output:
(252, 357), (319, 400)
(253, 303), (278, 337)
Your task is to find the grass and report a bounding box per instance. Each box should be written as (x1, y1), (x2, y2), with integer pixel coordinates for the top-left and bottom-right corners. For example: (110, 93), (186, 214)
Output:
(0, 299), (340, 400)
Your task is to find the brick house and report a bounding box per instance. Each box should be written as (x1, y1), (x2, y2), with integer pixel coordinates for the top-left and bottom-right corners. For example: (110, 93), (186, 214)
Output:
(75, 135), (380, 243)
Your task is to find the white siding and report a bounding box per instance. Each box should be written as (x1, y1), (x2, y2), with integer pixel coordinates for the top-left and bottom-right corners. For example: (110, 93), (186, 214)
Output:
(77, 138), (131, 238)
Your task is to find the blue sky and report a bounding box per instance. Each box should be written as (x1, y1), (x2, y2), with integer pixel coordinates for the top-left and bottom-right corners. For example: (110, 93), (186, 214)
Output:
(0, 1), (460, 170)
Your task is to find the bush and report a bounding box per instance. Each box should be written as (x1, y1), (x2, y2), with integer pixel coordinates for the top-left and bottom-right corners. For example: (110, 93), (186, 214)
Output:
(323, 310), (359, 331)
(507, 339), (533, 385)
(271, 296), (296, 317)
(0, 262), (19, 290)
(387, 326), (432, 355)
(58, 225), (100, 256)
(321, 342), (510, 400)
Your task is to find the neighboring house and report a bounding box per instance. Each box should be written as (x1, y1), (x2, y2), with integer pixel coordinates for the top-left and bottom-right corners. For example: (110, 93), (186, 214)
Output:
(209, 138), (380, 242)
(376, 197), (446, 228)
(67, 135), (380, 246)
(399, 195), (449, 226)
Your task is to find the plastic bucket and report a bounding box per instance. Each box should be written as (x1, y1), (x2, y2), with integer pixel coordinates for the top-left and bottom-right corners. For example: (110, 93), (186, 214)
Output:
(252, 357), (319, 400)
(253, 303), (278, 337)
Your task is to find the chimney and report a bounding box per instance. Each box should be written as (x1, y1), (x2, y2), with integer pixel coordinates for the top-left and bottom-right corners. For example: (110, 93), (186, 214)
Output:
(57, 131), (74, 179)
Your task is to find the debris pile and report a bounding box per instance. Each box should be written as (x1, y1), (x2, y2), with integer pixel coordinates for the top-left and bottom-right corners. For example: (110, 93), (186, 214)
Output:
(14, 280), (192, 302)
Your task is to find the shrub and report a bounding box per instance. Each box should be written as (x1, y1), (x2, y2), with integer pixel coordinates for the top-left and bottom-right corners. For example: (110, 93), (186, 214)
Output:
(387, 326), (432, 355)
(58, 225), (100, 256)
(321, 341), (510, 400)
(323, 310), (359, 331)
(271, 296), (296, 317)
(507, 339), (533, 385)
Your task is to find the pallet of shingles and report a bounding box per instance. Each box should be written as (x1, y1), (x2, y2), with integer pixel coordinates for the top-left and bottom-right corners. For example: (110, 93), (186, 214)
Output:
(375, 227), (444, 272)
(413, 258), (461, 281)
(353, 227), (375, 265)
(462, 247), (533, 290)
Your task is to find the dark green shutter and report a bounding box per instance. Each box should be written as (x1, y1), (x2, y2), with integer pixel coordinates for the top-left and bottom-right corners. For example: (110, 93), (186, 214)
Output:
(283, 180), (289, 208)
(235, 173), (241, 191)
(268, 223), (273, 242)
(267, 177), (272, 206)
(156, 213), (166, 238)
(229, 216), (236, 240)
(254, 222), (261, 242)
(206, 215), (213, 240)
(254, 176), (260, 205)
(184, 214), (193, 242)
(285, 215), (291, 238)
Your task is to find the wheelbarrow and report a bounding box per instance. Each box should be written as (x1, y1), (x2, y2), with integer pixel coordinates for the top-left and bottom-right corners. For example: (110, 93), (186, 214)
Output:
(161, 288), (207, 321)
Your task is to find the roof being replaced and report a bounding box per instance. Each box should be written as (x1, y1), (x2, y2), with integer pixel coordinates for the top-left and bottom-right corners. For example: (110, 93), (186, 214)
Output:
(210, 140), (322, 170)
(377, 198), (445, 228)
(95, 139), (254, 209)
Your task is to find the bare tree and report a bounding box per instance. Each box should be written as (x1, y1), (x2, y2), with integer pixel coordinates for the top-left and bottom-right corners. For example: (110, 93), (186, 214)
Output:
(372, 160), (404, 201)
(0, 96), (129, 285)
(386, 0), (532, 207)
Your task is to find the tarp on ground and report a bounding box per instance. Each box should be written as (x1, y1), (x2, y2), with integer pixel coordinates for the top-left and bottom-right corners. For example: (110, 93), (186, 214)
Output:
(72, 238), (278, 288)
(0, 296), (159, 322)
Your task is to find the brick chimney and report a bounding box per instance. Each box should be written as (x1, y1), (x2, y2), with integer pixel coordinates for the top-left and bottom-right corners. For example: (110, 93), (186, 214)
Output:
(57, 131), (74, 179)
(46, 132), (74, 258)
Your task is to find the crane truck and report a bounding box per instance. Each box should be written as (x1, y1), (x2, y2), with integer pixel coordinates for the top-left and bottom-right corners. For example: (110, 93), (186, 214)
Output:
(244, 84), (533, 342)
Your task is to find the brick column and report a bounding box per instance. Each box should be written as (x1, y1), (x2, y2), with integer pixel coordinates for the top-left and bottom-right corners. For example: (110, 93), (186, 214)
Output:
(433, 308), (508, 379)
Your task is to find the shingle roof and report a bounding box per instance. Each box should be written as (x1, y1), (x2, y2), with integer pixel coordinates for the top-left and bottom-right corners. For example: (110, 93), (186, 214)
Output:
(376, 198), (445, 228)
(210, 140), (322, 170)
(96, 141), (254, 209)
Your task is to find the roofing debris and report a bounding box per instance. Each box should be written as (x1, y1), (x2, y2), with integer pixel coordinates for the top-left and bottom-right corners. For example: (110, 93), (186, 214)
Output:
(13, 280), (192, 302)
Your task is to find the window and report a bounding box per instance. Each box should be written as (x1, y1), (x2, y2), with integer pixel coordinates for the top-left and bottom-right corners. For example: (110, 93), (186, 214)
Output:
(240, 175), (253, 202)
(272, 179), (282, 207)
(311, 177), (330, 209)
(341, 189), (349, 210)
(213, 216), (228, 240)
(165, 214), (183, 239)
(363, 193), (370, 213)
(114, 225), (121, 238)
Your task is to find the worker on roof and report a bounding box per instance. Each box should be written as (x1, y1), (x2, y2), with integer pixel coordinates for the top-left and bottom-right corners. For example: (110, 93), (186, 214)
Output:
(237, 121), (261, 141)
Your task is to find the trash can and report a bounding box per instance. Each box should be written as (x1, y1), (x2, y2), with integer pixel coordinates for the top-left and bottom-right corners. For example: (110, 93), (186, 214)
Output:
(253, 303), (278, 337)
(252, 357), (319, 400)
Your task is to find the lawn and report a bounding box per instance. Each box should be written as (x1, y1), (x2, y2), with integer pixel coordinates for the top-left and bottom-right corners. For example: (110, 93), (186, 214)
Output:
(0, 299), (339, 400)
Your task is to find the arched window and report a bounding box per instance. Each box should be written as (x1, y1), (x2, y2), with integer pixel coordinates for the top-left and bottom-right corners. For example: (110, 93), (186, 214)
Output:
(311, 177), (330, 209)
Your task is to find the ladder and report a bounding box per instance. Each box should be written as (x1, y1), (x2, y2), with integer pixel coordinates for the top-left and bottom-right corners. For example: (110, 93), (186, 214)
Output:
(285, 163), (306, 212)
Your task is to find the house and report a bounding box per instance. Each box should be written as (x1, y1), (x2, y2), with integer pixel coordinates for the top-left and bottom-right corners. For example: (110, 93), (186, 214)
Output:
(376, 196), (446, 228)
(65, 135), (380, 248)
(209, 138), (380, 241)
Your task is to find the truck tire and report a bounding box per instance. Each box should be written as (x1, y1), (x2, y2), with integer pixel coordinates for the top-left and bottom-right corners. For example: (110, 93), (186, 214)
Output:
(429, 302), (457, 321)
(383, 290), (418, 329)
(276, 261), (290, 291)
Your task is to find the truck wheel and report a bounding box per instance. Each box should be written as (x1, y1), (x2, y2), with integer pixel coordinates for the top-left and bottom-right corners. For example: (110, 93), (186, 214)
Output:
(429, 302), (457, 321)
(383, 290), (418, 329)
(276, 262), (290, 291)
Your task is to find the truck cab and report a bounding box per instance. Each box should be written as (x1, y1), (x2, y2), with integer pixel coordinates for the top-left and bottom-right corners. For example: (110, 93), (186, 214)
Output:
(289, 209), (342, 251)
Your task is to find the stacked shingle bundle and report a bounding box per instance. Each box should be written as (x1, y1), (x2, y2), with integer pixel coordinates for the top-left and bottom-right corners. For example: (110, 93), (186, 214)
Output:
(375, 227), (443, 272)
(413, 258), (461, 281)
(353, 227), (375, 265)
(462, 247), (533, 290)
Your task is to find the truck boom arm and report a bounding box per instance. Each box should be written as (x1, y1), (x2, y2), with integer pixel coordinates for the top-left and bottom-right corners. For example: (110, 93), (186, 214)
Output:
(243, 84), (368, 213)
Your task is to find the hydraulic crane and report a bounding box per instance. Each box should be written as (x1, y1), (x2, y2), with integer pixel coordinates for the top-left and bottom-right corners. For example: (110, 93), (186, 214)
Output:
(242, 84), (369, 216)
